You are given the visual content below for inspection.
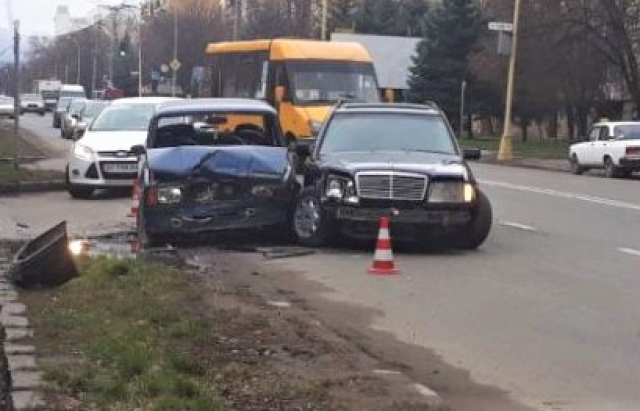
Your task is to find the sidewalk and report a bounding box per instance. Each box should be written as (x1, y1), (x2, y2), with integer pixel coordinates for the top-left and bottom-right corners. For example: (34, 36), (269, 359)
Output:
(479, 150), (569, 173)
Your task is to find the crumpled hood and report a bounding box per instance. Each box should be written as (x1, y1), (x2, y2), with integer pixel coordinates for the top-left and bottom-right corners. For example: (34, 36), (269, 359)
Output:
(320, 151), (470, 178)
(147, 146), (289, 180)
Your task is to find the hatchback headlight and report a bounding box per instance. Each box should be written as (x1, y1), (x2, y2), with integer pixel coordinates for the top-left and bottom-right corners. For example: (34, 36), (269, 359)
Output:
(157, 186), (182, 204)
(428, 182), (475, 203)
(73, 144), (95, 162)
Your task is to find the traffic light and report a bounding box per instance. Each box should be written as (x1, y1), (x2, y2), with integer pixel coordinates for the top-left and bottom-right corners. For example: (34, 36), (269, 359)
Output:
(119, 41), (127, 57)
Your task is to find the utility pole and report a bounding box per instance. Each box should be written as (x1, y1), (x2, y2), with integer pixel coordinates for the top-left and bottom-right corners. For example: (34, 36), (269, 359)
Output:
(92, 18), (99, 97)
(172, 9), (178, 97)
(232, 0), (239, 41)
(12, 21), (20, 170)
(497, 0), (522, 161)
(321, 0), (328, 41)
(459, 80), (467, 139)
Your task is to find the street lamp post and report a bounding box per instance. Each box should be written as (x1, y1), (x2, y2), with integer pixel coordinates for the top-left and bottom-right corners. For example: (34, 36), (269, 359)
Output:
(497, 0), (522, 161)
(70, 37), (81, 84)
(172, 9), (178, 97)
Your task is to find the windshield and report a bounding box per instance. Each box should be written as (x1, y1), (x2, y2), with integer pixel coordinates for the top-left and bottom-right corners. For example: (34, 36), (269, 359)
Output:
(41, 90), (59, 100)
(613, 125), (640, 140)
(287, 61), (379, 106)
(61, 91), (86, 99)
(82, 102), (109, 118)
(151, 111), (281, 148)
(320, 113), (457, 155)
(21, 94), (42, 102)
(90, 104), (156, 131)
(56, 97), (72, 110)
(69, 101), (86, 115)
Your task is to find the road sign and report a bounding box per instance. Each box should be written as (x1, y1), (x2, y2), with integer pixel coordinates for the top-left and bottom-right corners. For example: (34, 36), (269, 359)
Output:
(160, 64), (169, 73)
(488, 21), (513, 32)
(169, 59), (181, 72)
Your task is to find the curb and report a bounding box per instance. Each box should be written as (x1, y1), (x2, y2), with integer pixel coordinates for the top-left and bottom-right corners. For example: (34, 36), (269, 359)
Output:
(0, 181), (66, 196)
(478, 159), (569, 173)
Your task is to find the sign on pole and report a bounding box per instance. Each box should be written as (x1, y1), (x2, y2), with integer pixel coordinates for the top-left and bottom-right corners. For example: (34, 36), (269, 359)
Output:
(169, 59), (181, 72)
(488, 22), (513, 32)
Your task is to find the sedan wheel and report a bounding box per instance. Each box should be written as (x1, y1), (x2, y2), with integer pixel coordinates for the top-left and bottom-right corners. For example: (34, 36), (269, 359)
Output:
(293, 189), (334, 247)
(604, 157), (619, 178)
(570, 154), (583, 175)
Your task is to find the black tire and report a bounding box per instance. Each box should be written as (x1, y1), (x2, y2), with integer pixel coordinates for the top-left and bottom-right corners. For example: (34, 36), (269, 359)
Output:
(452, 190), (493, 250)
(570, 154), (584, 175)
(292, 187), (335, 247)
(65, 166), (93, 199)
(604, 156), (621, 178)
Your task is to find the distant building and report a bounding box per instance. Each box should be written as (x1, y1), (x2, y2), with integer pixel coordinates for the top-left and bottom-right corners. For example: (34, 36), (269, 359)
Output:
(54, 5), (90, 36)
(331, 33), (422, 101)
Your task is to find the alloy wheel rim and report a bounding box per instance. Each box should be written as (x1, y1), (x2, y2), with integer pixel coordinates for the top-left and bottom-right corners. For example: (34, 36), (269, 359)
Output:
(294, 197), (321, 239)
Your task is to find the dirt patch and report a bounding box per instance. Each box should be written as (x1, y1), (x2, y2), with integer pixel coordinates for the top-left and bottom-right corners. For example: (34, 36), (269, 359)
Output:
(183, 248), (534, 411)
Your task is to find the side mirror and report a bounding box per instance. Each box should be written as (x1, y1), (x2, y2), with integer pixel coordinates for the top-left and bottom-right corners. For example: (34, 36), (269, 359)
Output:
(463, 148), (481, 161)
(274, 86), (286, 104)
(131, 145), (146, 157)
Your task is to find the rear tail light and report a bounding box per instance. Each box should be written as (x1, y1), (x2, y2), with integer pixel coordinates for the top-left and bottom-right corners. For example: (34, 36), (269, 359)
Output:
(146, 187), (158, 206)
(626, 146), (640, 156)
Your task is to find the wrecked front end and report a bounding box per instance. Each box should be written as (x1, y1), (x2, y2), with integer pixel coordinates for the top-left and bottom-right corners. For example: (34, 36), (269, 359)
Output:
(141, 146), (297, 237)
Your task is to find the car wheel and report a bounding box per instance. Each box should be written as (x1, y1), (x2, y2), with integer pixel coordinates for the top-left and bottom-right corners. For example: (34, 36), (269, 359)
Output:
(570, 154), (584, 175)
(65, 166), (93, 199)
(604, 157), (620, 178)
(292, 188), (335, 247)
(452, 190), (493, 250)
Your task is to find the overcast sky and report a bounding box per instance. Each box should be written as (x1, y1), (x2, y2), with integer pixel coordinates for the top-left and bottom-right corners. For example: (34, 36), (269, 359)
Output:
(0, 0), (143, 37)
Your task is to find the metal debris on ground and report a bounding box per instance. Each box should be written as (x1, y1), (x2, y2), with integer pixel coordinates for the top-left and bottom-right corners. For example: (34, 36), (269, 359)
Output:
(218, 245), (316, 259)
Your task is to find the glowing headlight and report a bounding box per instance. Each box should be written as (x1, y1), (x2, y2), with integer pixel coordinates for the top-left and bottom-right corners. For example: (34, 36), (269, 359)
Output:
(428, 182), (476, 203)
(73, 144), (95, 162)
(157, 186), (182, 204)
(308, 120), (322, 135)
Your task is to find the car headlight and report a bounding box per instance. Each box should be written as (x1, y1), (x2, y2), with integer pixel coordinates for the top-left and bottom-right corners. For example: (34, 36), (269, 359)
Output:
(308, 120), (322, 136)
(73, 144), (95, 162)
(325, 175), (358, 204)
(157, 186), (182, 204)
(428, 182), (476, 203)
(252, 185), (275, 198)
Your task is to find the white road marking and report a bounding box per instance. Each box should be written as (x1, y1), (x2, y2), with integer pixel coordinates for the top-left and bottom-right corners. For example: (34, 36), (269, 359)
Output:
(267, 300), (291, 308)
(412, 383), (440, 398)
(373, 369), (402, 375)
(617, 248), (640, 257)
(499, 221), (538, 232)
(480, 180), (640, 212)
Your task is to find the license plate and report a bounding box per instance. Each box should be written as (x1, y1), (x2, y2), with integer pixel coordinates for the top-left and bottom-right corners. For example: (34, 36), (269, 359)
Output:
(103, 163), (137, 173)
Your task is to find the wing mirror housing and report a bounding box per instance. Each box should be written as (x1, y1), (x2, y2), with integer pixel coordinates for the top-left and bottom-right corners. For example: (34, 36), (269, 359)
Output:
(463, 148), (482, 161)
(131, 145), (146, 157)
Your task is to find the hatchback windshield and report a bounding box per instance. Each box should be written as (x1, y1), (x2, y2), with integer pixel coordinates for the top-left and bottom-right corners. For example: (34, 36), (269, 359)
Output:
(91, 104), (156, 131)
(82, 101), (109, 118)
(320, 113), (457, 154)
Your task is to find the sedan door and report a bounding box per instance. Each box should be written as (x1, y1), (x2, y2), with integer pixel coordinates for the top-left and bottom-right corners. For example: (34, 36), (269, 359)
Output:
(581, 127), (601, 165)
(592, 126), (612, 167)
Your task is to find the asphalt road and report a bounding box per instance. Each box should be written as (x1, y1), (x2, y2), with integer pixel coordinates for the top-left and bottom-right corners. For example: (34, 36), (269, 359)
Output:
(6, 114), (640, 410)
(268, 165), (640, 411)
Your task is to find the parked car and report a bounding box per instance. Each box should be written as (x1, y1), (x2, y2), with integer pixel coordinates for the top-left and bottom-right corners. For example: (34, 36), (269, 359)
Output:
(65, 97), (178, 199)
(0, 96), (16, 119)
(61, 98), (87, 139)
(569, 121), (640, 178)
(134, 98), (298, 247)
(19, 94), (46, 115)
(72, 100), (110, 139)
(53, 97), (74, 128)
(59, 84), (86, 100)
(291, 102), (492, 249)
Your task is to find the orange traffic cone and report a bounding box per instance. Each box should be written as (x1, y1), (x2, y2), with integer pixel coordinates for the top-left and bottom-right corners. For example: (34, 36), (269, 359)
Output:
(129, 179), (141, 219)
(368, 216), (399, 275)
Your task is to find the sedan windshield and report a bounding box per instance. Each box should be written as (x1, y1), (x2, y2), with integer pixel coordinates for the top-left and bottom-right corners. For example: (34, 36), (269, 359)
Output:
(287, 62), (379, 105)
(613, 124), (640, 140)
(82, 102), (109, 118)
(21, 94), (42, 102)
(91, 104), (155, 131)
(320, 113), (457, 155)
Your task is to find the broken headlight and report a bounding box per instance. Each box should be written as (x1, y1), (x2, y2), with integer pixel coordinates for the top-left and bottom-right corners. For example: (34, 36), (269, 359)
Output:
(325, 175), (358, 204)
(428, 182), (475, 203)
(157, 186), (182, 204)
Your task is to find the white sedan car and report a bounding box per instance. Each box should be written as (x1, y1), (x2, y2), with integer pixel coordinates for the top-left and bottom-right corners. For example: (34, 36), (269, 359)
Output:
(66, 97), (178, 198)
(569, 121), (640, 178)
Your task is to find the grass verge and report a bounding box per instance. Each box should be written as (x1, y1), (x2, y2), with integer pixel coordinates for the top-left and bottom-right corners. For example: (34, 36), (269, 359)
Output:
(21, 257), (334, 410)
(0, 128), (62, 184)
(460, 138), (570, 159)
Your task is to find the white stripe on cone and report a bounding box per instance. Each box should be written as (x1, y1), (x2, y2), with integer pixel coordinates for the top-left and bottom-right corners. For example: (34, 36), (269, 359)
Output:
(378, 229), (390, 240)
(374, 249), (394, 261)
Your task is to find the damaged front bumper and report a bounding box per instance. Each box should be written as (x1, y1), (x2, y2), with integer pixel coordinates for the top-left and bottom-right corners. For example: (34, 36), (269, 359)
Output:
(144, 200), (292, 236)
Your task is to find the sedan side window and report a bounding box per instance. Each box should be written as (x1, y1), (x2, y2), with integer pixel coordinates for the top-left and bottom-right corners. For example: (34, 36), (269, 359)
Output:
(598, 126), (610, 141)
(588, 127), (600, 141)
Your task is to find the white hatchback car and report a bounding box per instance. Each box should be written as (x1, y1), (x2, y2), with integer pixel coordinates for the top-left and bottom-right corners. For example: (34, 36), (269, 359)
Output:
(66, 97), (178, 198)
(569, 121), (640, 178)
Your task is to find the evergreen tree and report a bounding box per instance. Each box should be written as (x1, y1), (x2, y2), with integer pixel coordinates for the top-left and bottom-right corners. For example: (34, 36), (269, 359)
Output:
(408, 0), (484, 131)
